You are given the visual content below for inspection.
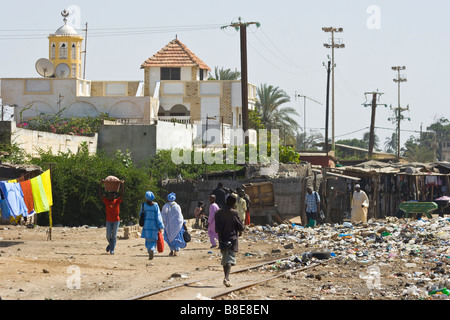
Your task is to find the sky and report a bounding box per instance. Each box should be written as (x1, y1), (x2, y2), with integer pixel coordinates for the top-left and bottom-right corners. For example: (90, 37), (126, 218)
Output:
(0, 0), (449, 153)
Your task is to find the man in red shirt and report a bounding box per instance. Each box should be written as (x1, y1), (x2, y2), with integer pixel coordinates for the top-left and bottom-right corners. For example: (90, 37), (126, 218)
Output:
(99, 179), (124, 255)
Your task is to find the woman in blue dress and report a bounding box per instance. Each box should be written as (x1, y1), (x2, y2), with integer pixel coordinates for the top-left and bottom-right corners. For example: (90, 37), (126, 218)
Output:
(161, 193), (186, 256)
(140, 191), (164, 260)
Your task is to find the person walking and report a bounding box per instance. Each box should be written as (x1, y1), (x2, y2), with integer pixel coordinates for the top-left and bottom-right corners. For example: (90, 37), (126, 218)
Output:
(161, 193), (186, 256)
(235, 188), (247, 224)
(140, 191), (164, 260)
(212, 182), (226, 208)
(207, 194), (219, 248)
(99, 179), (124, 255)
(215, 194), (244, 287)
(305, 187), (320, 228)
(351, 184), (369, 223)
(194, 201), (206, 229)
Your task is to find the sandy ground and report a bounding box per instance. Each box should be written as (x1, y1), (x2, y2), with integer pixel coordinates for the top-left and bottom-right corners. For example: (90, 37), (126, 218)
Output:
(0, 217), (448, 302)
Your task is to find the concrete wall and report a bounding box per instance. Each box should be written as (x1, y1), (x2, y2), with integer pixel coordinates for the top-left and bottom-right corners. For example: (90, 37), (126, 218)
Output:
(161, 174), (310, 225)
(1, 78), (156, 122)
(0, 121), (97, 157)
(98, 121), (197, 164)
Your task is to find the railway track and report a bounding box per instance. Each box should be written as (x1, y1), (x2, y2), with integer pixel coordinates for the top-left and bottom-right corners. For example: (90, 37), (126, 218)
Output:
(126, 256), (333, 300)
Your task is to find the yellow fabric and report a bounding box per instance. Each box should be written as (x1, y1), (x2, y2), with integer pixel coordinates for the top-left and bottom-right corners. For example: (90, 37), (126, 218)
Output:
(8, 179), (17, 183)
(41, 170), (53, 207)
(30, 175), (49, 213)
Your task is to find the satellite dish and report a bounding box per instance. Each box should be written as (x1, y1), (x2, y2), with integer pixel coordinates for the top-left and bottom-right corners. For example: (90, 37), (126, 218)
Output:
(55, 63), (71, 78)
(35, 58), (55, 78)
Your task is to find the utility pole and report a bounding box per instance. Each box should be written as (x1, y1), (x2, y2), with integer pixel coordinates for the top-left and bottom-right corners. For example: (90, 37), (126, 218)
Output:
(221, 18), (260, 144)
(295, 93), (323, 150)
(82, 22), (88, 79)
(323, 57), (332, 153)
(391, 66), (409, 160)
(362, 91), (387, 158)
(323, 27), (344, 151)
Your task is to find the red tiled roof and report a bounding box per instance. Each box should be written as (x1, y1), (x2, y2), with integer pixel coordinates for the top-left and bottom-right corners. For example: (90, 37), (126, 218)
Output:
(141, 38), (211, 71)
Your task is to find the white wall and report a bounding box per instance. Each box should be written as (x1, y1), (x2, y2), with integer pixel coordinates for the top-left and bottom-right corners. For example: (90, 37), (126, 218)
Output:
(1, 78), (155, 122)
(156, 121), (196, 150)
(2, 121), (97, 157)
(200, 97), (220, 125)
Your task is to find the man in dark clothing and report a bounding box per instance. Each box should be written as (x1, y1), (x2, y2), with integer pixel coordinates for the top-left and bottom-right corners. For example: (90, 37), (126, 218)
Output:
(215, 194), (244, 287)
(212, 182), (226, 208)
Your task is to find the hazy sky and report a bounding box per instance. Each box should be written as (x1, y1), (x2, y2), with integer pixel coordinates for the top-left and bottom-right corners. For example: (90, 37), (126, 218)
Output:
(1, 0), (448, 152)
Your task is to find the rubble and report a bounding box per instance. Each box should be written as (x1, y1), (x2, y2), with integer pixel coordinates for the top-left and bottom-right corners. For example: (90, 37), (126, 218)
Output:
(249, 217), (449, 299)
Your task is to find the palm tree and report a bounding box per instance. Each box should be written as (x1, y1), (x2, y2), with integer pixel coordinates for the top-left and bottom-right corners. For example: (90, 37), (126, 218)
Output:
(209, 67), (241, 80)
(384, 132), (397, 154)
(363, 131), (380, 150)
(255, 84), (299, 145)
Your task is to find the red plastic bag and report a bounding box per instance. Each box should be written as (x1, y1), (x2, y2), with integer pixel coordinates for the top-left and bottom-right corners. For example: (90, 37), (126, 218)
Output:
(157, 231), (164, 253)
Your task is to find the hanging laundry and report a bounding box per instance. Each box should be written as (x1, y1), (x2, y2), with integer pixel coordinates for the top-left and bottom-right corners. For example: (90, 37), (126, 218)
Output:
(0, 181), (28, 218)
(0, 198), (10, 220)
(30, 175), (49, 213)
(41, 170), (53, 207)
(19, 180), (35, 215)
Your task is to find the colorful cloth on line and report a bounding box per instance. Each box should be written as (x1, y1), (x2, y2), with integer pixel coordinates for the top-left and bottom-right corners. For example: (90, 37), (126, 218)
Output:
(41, 170), (53, 207)
(30, 175), (49, 214)
(19, 180), (35, 215)
(0, 181), (28, 219)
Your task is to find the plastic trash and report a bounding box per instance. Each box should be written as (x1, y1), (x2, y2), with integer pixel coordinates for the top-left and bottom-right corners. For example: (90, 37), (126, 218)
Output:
(343, 222), (353, 228)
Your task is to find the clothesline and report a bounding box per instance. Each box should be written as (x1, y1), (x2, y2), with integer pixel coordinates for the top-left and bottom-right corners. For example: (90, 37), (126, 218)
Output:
(0, 169), (53, 223)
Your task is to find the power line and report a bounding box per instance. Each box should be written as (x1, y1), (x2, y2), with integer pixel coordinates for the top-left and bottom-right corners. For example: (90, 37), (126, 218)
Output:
(0, 23), (227, 40)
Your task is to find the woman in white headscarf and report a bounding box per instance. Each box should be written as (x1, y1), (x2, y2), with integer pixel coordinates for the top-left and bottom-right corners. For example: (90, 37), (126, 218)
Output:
(351, 184), (369, 223)
(161, 193), (186, 256)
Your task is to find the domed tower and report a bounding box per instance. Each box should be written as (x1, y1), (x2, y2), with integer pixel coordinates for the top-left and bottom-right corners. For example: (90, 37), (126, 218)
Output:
(48, 10), (83, 78)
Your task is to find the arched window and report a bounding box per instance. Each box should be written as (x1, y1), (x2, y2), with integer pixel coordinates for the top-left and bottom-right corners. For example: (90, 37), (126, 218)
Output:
(71, 43), (77, 59)
(51, 43), (56, 60)
(158, 105), (166, 116)
(170, 104), (190, 116)
(59, 43), (68, 59)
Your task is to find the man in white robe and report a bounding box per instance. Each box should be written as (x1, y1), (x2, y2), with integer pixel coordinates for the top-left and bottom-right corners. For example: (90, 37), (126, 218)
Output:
(351, 184), (369, 223)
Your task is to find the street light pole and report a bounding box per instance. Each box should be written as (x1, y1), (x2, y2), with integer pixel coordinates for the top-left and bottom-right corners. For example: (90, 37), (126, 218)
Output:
(296, 94), (323, 150)
(323, 27), (344, 151)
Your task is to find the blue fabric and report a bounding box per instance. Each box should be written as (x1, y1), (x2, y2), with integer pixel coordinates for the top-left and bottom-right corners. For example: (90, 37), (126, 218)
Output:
(145, 191), (155, 201)
(305, 191), (320, 213)
(145, 238), (157, 252)
(0, 182), (28, 219)
(140, 202), (164, 241)
(161, 202), (184, 243)
(164, 224), (186, 251)
(0, 199), (10, 220)
(167, 192), (176, 202)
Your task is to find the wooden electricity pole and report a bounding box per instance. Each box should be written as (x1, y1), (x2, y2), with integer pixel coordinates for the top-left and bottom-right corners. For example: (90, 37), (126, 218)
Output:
(221, 18), (260, 144)
(363, 91), (387, 158)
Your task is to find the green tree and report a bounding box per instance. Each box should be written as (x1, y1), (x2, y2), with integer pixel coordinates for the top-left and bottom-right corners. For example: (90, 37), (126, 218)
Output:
(384, 132), (397, 154)
(255, 84), (299, 146)
(209, 67), (241, 80)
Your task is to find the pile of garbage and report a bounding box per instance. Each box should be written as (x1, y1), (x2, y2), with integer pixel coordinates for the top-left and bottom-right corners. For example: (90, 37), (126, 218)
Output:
(244, 216), (450, 300)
